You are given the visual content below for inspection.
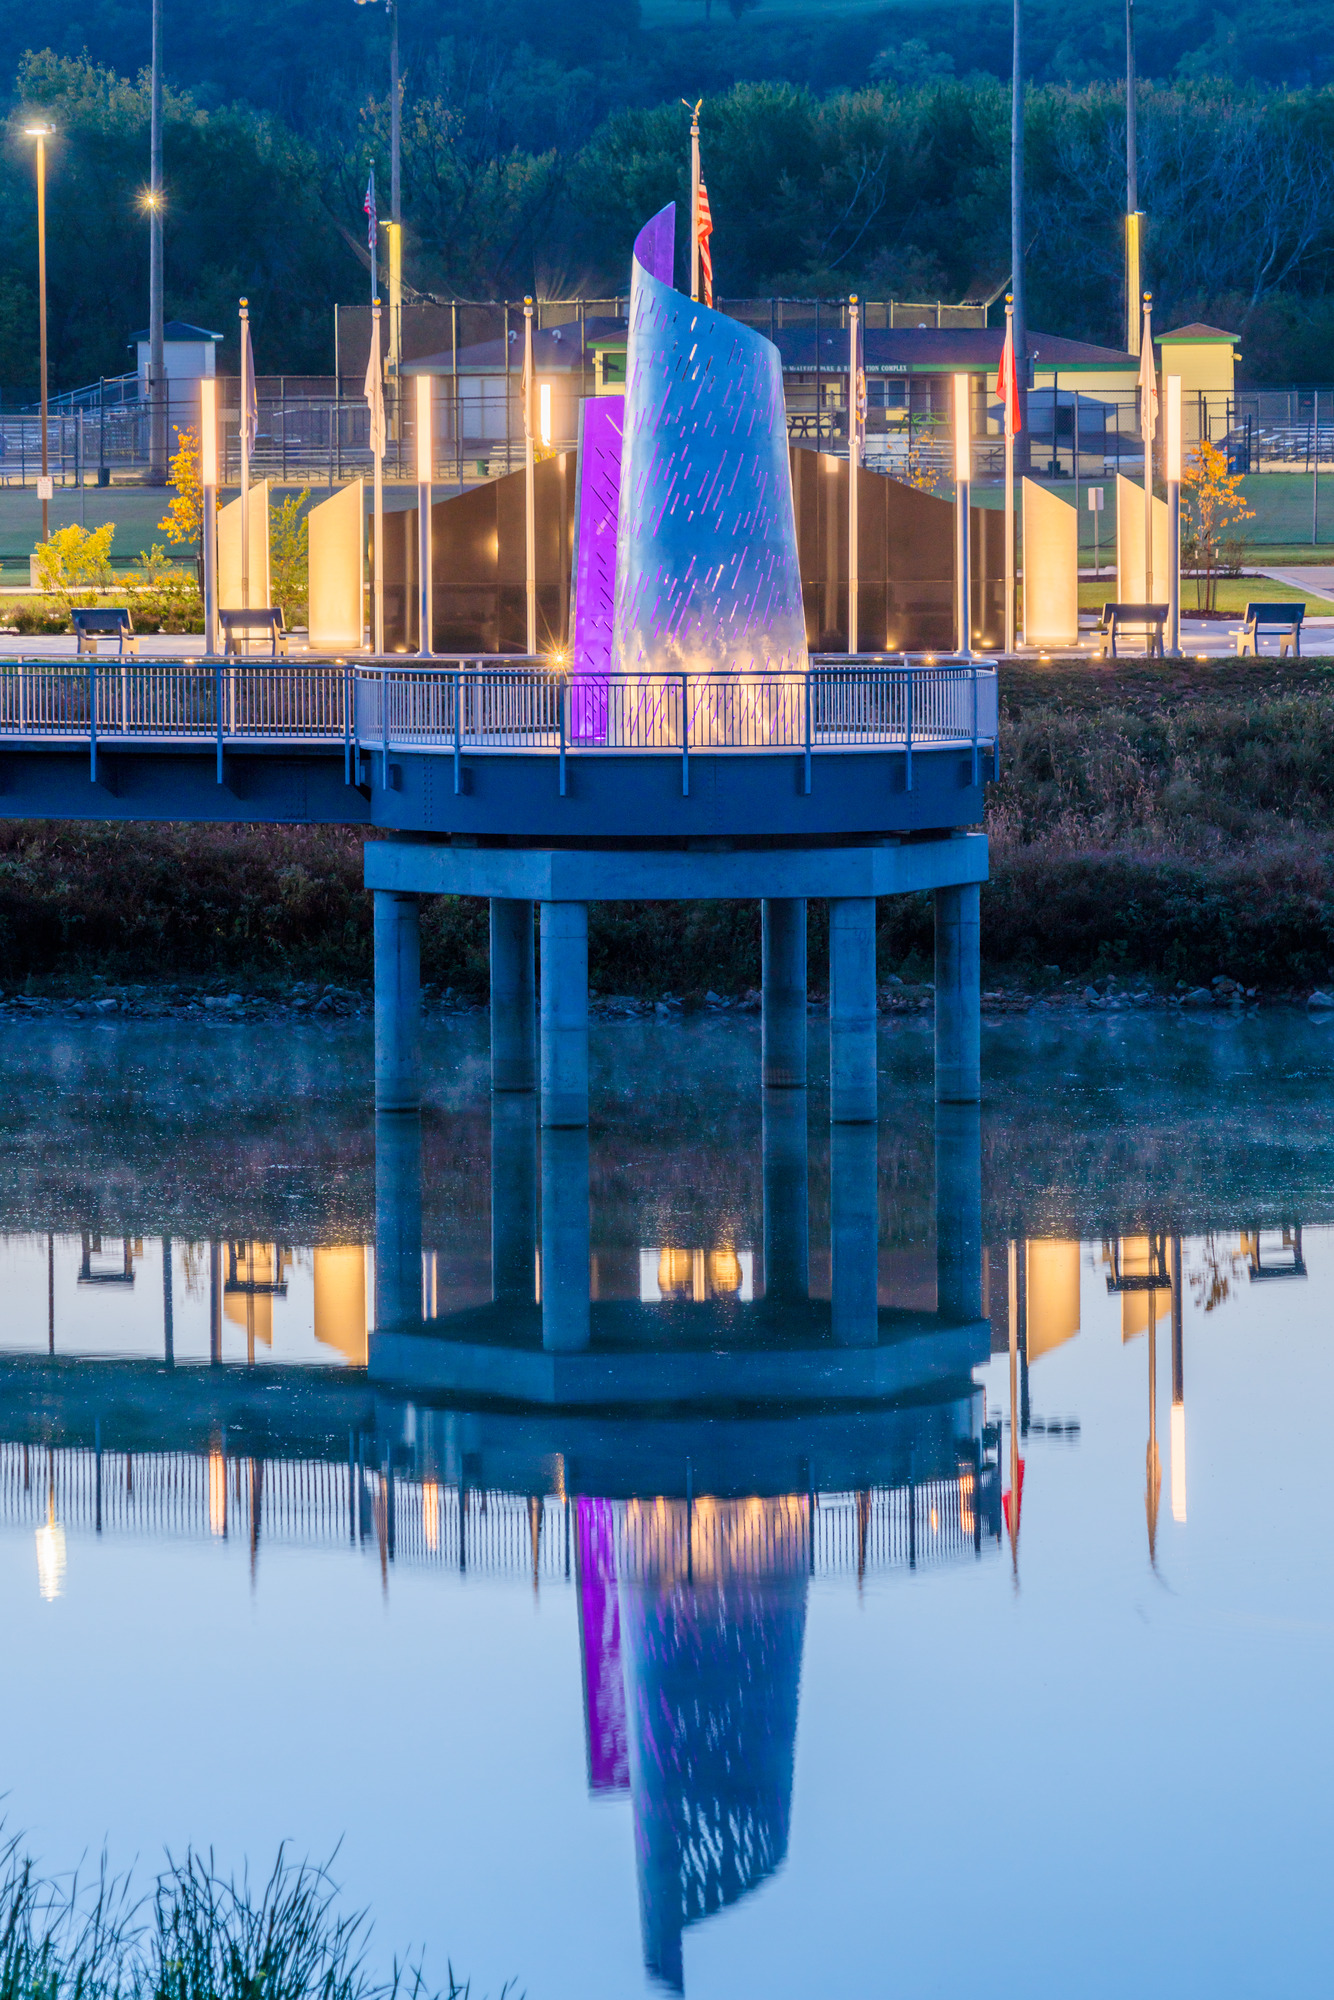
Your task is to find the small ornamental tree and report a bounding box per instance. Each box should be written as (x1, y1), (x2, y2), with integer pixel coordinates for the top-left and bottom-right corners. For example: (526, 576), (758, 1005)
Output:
(159, 428), (203, 585)
(270, 488), (310, 626)
(31, 521), (115, 610)
(1182, 437), (1254, 613)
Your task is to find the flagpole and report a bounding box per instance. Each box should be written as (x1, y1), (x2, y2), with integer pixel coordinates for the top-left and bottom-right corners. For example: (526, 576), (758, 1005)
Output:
(1004, 294), (1016, 655)
(689, 102), (701, 303)
(239, 298), (250, 612)
(1142, 290), (1154, 601)
(953, 373), (972, 659)
(415, 372), (433, 658)
(847, 294), (859, 656)
(372, 298), (385, 655)
(524, 297), (537, 656)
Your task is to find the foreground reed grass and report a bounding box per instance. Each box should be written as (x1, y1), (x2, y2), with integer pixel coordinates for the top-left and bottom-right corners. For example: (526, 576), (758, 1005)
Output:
(0, 1838), (498, 2000)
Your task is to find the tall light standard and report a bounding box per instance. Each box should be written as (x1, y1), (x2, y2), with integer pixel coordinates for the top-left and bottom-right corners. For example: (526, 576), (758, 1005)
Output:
(355, 0), (401, 402)
(148, 0), (166, 482)
(24, 123), (53, 543)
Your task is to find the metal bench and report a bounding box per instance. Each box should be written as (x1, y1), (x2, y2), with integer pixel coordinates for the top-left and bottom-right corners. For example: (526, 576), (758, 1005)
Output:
(1096, 602), (1168, 659)
(72, 606), (138, 658)
(220, 606), (289, 660)
(1237, 601), (1305, 658)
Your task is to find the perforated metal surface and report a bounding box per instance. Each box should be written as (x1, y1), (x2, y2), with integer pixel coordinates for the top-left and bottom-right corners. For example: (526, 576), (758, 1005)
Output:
(613, 205), (809, 681)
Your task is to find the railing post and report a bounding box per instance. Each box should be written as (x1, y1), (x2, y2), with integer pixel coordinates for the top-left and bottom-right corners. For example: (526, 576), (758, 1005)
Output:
(214, 659), (224, 785)
(453, 668), (462, 795)
(681, 671), (689, 797)
(343, 660), (352, 785)
(88, 657), (97, 785)
(382, 665), (390, 789)
(559, 672), (567, 798)
(904, 663), (913, 792)
(804, 667), (812, 794)
(970, 664), (979, 787)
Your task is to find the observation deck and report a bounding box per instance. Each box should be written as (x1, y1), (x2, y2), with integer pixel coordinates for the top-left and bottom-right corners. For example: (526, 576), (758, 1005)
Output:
(0, 653), (996, 840)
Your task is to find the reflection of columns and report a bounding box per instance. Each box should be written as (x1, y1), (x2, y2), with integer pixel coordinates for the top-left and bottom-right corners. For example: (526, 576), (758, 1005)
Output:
(541, 1126), (590, 1351)
(935, 1104), (982, 1323)
(162, 1234), (174, 1366)
(828, 896), (877, 1123)
(762, 898), (806, 1088)
(375, 1110), (423, 1331)
(374, 890), (421, 1113)
(492, 1091), (537, 1304)
(490, 897), (536, 1093)
(762, 1088), (809, 1302)
(934, 883), (981, 1104)
(830, 1120), (878, 1345)
(209, 1241), (221, 1364)
(540, 902), (588, 1128)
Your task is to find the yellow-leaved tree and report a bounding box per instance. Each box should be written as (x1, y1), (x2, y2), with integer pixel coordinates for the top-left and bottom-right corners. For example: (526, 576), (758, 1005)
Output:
(159, 428), (203, 584)
(1182, 438), (1254, 613)
(31, 522), (115, 610)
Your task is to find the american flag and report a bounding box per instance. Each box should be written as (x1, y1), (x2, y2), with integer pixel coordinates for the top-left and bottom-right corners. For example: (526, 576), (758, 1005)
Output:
(1139, 311), (1158, 441)
(696, 177), (714, 308)
(364, 170), (378, 297)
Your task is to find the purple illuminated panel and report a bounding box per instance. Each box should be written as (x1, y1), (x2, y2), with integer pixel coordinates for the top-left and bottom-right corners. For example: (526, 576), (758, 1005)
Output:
(575, 1497), (629, 1795)
(613, 203), (808, 682)
(570, 397), (624, 744)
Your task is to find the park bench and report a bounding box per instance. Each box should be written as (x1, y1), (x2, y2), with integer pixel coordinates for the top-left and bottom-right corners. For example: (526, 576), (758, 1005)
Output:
(1096, 602), (1168, 659)
(72, 606), (138, 658)
(1237, 601), (1305, 658)
(220, 606), (289, 660)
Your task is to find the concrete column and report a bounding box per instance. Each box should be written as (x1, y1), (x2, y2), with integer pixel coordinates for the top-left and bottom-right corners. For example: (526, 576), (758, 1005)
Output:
(375, 1110), (423, 1332)
(762, 1088), (809, 1303)
(541, 1126), (590, 1351)
(491, 1090), (537, 1305)
(490, 897), (535, 1092)
(830, 1120), (879, 1346)
(374, 890), (421, 1113)
(934, 882), (981, 1104)
(540, 901), (589, 1128)
(828, 896), (878, 1123)
(935, 1103), (983, 1323)
(762, 897), (807, 1088)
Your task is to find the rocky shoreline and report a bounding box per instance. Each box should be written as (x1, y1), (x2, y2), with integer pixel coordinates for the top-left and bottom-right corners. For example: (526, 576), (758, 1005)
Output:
(2, 968), (1333, 1026)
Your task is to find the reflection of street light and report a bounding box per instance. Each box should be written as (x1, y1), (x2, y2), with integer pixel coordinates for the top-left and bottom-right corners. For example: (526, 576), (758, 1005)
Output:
(36, 1476), (65, 1600)
(23, 124), (53, 542)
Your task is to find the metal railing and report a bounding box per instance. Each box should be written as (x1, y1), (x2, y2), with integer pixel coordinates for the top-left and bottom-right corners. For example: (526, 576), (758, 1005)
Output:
(0, 660), (998, 793)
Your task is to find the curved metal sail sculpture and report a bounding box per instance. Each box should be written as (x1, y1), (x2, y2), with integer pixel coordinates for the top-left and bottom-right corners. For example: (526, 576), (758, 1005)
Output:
(612, 204), (808, 683)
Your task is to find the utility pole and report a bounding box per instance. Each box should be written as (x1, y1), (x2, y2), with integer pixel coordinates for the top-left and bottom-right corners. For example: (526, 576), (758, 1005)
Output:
(24, 125), (52, 542)
(1010, 0), (1029, 472)
(149, 0), (166, 482)
(1126, 0), (1141, 355)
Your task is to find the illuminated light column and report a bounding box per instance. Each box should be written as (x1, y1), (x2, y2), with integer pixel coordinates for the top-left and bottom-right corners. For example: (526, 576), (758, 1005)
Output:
(239, 297), (251, 610)
(1170, 1230), (1186, 1522)
(200, 375), (219, 656)
(953, 373), (972, 659)
(523, 297), (537, 655)
(1165, 373), (1182, 656)
(1002, 295), (1017, 655)
(847, 294), (860, 655)
(1140, 291), (1155, 602)
(415, 372), (433, 657)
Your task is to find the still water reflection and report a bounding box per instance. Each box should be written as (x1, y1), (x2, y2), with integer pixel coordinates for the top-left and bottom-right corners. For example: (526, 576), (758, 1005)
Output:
(0, 1014), (1332, 1997)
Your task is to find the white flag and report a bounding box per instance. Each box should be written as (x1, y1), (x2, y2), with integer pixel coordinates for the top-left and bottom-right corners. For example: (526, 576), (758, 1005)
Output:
(364, 329), (385, 460)
(1139, 317), (1158, 443)
(241, 316), (258, 456)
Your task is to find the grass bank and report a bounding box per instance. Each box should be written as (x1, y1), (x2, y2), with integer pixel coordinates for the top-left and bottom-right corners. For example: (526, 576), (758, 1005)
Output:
(0, 658), (1333, 994)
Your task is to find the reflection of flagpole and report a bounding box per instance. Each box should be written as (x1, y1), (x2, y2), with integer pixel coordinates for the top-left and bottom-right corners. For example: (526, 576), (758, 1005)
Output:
(848, 295), (860, 655)
(1170, 1232), (1186, 1523)
(1146, 1278), (1161, 1563)
(1005, 1239), (1024, 1574)
(367, 299), (385, 654)
(523, 296), (537, 655)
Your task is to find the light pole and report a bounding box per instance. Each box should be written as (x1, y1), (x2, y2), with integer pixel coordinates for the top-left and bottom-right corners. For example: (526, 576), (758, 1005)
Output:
(24, 124), (53, 543)
(953, 372), (972, 658)
(355, 0), (400, 220)
(148, 0), (166, 483)
(356, 0), (401, 417)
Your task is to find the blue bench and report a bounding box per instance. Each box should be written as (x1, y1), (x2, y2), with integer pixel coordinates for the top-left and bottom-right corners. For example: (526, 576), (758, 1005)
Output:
(1237, 601), (1304, 658)
(72, 606), (138, 657)
(1096, 602), (1168, 659)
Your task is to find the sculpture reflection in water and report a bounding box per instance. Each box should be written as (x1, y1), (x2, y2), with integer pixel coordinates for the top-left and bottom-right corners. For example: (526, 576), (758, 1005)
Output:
(375, 1087), (997, 1992)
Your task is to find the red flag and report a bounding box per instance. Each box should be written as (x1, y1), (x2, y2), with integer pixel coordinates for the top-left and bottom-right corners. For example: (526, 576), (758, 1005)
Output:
(696, 177), (714, 309)
(997, 317), (1021, 436)
(1002, 1457), (1026, 1536)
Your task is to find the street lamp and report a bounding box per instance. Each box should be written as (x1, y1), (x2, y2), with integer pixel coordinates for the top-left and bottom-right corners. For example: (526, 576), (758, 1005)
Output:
(354, 0), (402, 408)
(148, 0), (166, 483)
(354, 0), (400, 222)
(24, 124), (53, 542)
